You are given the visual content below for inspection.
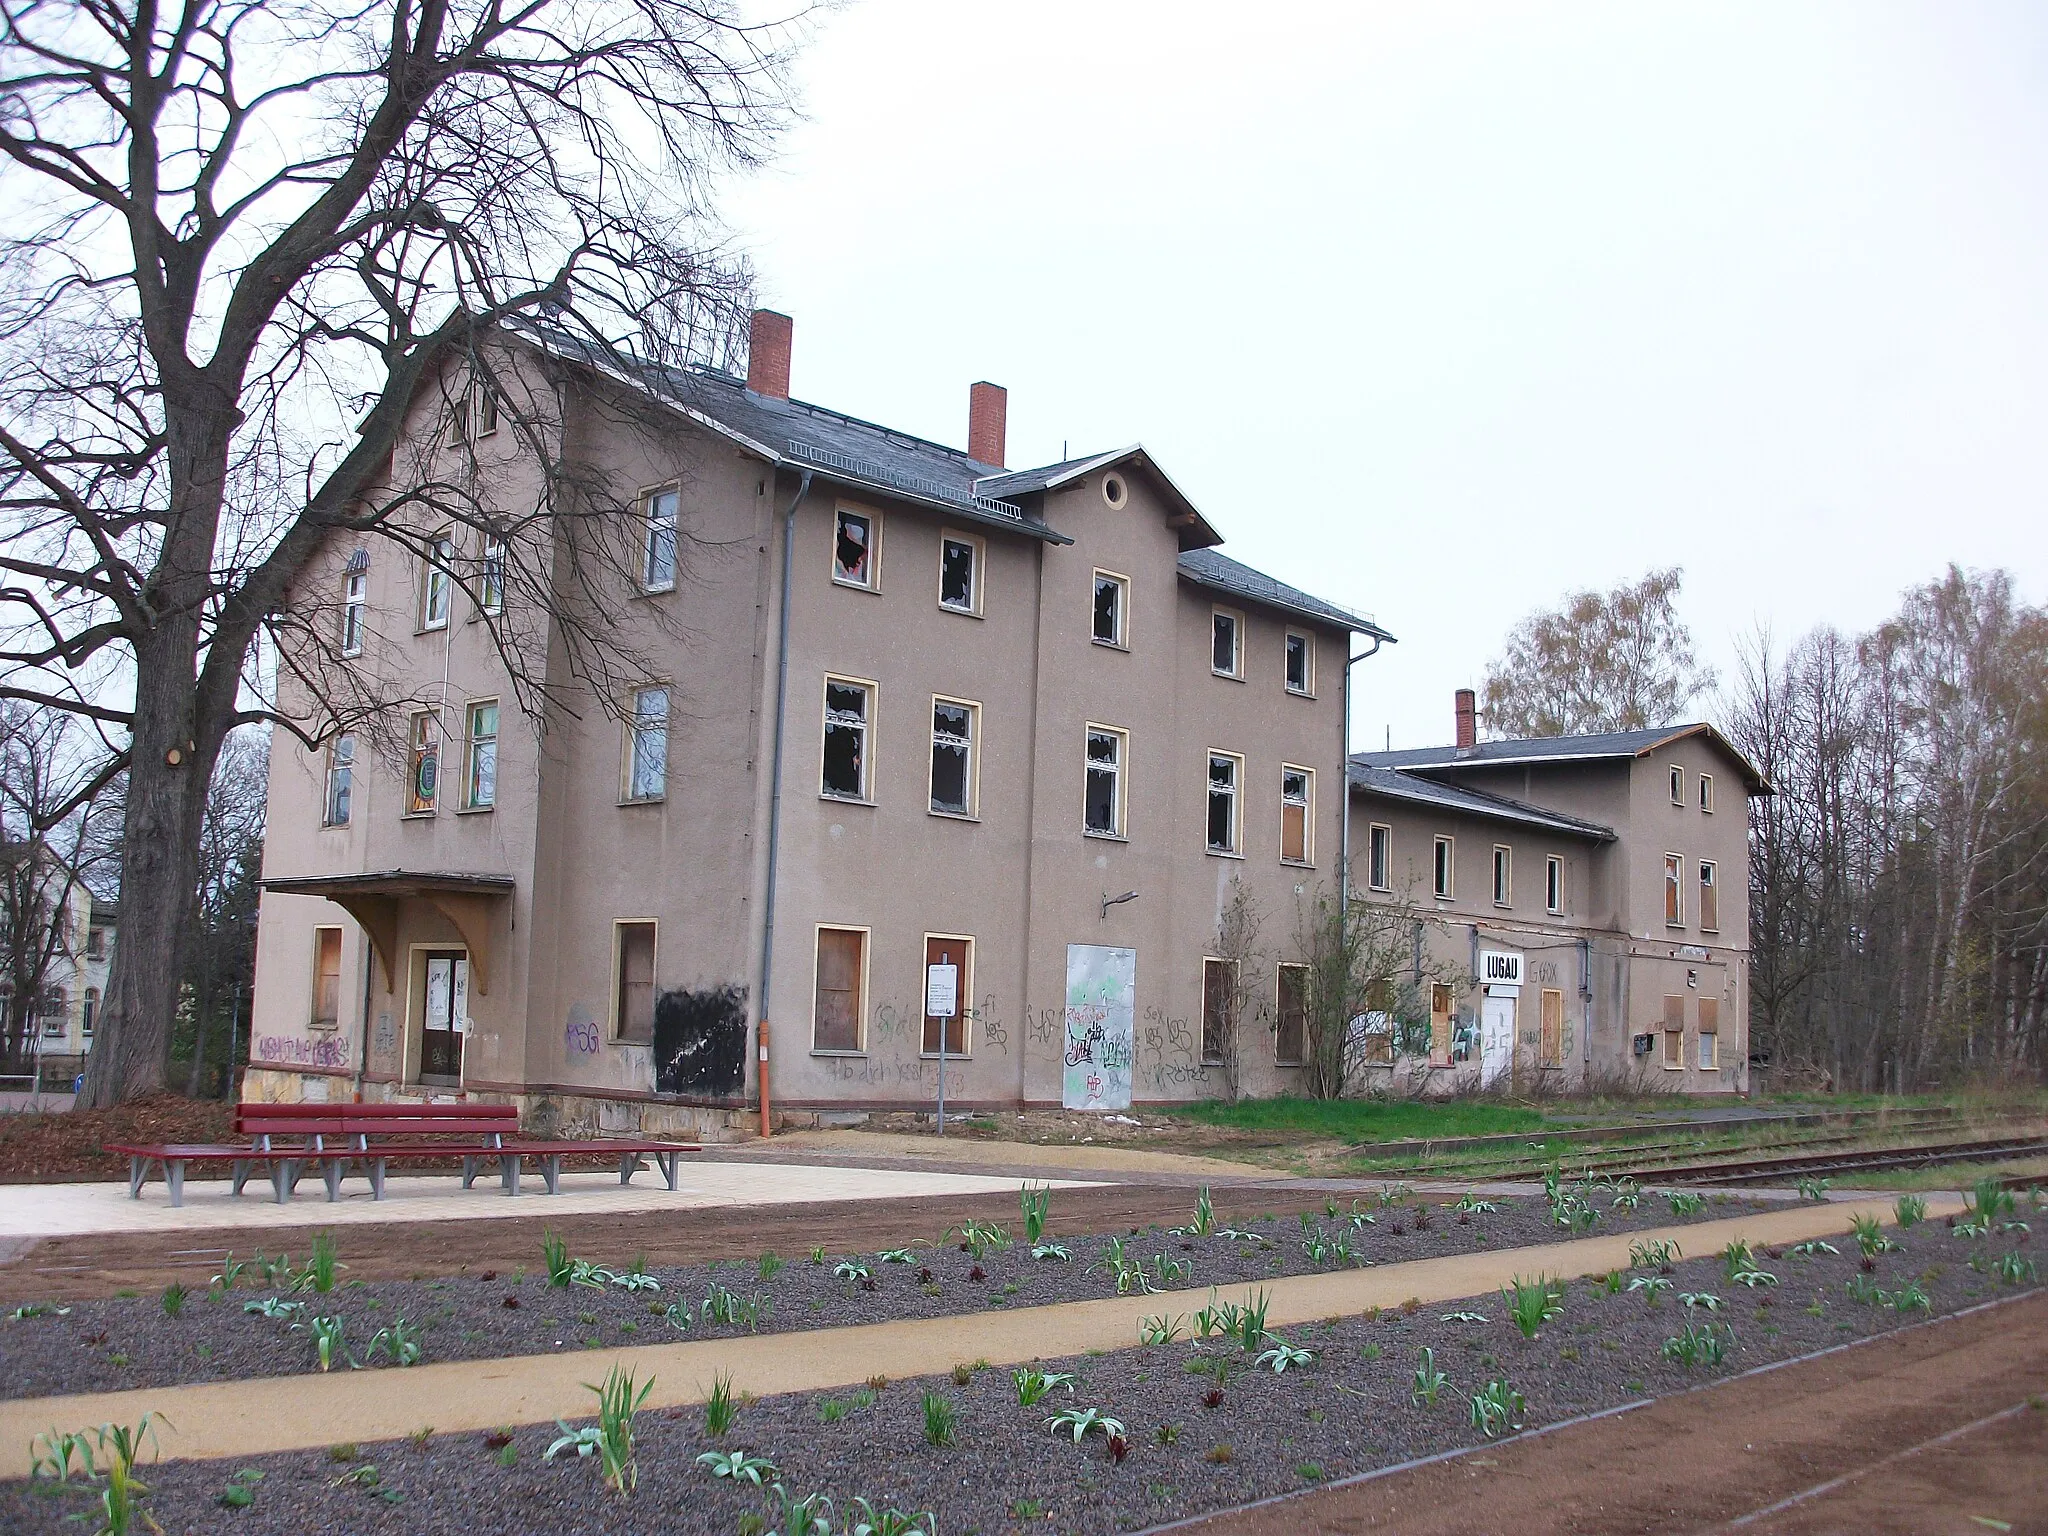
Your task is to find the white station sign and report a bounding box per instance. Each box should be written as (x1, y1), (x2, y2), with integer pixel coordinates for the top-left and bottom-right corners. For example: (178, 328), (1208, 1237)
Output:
(1479, 949), (1524, 992)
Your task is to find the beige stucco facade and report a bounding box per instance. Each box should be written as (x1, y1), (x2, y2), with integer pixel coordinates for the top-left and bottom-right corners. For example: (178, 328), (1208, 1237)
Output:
(246, 324), (1371, 1131)
(1348, 721), (1762, 1096)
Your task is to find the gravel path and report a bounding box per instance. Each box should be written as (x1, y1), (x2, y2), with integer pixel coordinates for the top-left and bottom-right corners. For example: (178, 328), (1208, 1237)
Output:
(1, 1211), (2035, 1534)
(0, 1189), (1776, 1399)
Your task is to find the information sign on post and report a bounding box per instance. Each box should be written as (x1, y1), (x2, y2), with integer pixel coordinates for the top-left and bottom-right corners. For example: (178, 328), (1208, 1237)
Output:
(927, 959), (958, 1135)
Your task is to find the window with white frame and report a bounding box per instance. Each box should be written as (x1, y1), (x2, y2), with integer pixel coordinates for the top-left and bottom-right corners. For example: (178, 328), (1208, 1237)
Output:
(939, 534), (980, 615)
(40, 987), (65, 1037)
(324, 735), (355, 826)
(1280, 765), (1312, 864)
(1699, 859), (1719, 932)
(1664, 853), (1684, 925)
(1433, 835), (1454, 899)
(479, 540), (506, 615)
(406, 710), (439, 814)
(822, 678), (873, 800)
(1368, 823), (1392, 891)
(1206, 751), (1242, 854)
(1284, 631), (1313, 695)
(1699, 773), (1715, 813)
(1211, 608), (1242, 678)
(463, 700), (498, 810)
(81, 987), (97, 1039)
(832, 506), (877, 590)
(1092, 571), (1128, 647)
(1493, 845), (1512, 906)
(1669, 764), (1684, 805)
(1085, 725), (1126, 836)
(474, 387), (499, 437)
(625, 686), (668, 802)
(643, 488), (678, 592)
(1546, 854), (1563, 914)
(419, 534), (454, 630)
(929, 697), (977, 816)
(341, 569), (367, 657)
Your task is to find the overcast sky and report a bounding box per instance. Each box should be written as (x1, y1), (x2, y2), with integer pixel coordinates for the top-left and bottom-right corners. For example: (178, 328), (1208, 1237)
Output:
(724, 2), (2048, 751)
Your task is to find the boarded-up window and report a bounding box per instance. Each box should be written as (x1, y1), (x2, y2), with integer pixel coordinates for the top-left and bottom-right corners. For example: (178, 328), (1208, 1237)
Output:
(1698, 996), (1720, 1070)
(311, 927), (343, 1029)
(1430, 983), (1454, 1067)
(1362, 978), (1396, 1064)
(614, 921), (656, 1044)
(1539, 988), (1564, 1068)
(1699, 860), (1720, 932)
(1662, 994), (1685, 1068)
(1280, 766), (1310, 863)
(1275, 964), (1308, 1065)
(922, 935), (970, 1055)
(1201, 958), (1235, 1065)
(1664, 854), (1683, 925)
(813, 927), (865, 1052)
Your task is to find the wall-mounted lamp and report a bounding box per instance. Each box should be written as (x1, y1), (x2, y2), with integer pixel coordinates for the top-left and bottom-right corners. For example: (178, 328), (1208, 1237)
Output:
(1100, 889), (1139, 920)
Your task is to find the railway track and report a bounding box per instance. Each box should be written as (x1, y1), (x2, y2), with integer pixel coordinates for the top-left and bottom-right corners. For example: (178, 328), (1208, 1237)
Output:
(1625, 1132), (2048, 1187)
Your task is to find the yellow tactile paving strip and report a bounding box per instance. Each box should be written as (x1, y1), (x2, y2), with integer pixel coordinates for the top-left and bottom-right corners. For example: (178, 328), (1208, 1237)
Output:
(0, 1194), (1960, 1476)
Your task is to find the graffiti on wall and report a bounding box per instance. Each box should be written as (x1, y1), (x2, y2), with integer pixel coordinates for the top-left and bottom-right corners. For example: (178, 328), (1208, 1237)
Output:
(654, 984), (747, 1097)
(253, 1034), (350, 1070)
(564, 1008), (601, 1055)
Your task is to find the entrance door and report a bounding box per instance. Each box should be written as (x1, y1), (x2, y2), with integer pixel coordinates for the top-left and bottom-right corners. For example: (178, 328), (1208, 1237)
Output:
(420, 951), (469, 1083)
(1479, 991), (1516, 1091)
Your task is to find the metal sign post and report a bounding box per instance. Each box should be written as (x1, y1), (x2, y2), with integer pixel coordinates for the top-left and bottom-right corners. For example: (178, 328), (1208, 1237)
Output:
(926, 954), (958, 1137)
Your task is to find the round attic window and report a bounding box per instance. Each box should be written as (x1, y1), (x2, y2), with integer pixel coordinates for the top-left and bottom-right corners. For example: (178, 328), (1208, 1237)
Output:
(1102, 473), (1129, 509)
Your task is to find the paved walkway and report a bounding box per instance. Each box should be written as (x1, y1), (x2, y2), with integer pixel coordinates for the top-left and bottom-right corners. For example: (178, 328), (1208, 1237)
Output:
(0, 1161), (1104, 1239)
(0, 1194), (1957, 1476)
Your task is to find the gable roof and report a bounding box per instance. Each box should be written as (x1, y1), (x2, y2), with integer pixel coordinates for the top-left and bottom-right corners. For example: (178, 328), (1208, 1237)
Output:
(976, 447), (1223, 550)
(1347, 762), (1616, 841)
(1180, 549), (1393, 640)
(1355, 723), (1770, 794)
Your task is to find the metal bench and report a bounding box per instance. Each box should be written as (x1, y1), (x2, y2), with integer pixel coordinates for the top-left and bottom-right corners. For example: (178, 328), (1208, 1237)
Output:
(105, 1101), (700, 1206)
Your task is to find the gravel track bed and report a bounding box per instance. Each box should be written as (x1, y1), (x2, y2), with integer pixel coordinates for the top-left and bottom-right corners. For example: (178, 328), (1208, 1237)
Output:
(0, 1190), (1779, 1399)
(1, 1217), (2036, 1535)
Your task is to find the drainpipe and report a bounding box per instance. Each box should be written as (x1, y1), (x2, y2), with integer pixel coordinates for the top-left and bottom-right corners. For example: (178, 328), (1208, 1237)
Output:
(1336, 634), (1386, 938)
(756, 467), (813, 1139)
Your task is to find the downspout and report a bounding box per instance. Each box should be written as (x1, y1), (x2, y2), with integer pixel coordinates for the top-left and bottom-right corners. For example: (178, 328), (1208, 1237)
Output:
(756, 467), (813, 1139)
(1337, 635), (1386, 928)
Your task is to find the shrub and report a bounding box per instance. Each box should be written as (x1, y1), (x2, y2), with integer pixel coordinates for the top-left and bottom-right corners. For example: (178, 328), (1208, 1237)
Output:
(1666, 1190), (1704, 1217)
(1970, 1175), (2016, 1224)
(757, 1252), (786, 1281)
(542, 1231), (573, 1288)
(302, 1234), (343, 1294)
(546, 1365), (654, 1499)
(1502, 1275), (1563, 1340)
(1894, 1194), (1927, 1228)
(160, 1283), (188, 1319)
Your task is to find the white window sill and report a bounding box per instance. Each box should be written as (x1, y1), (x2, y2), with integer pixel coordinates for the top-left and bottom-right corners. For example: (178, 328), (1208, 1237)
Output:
(1282, 858), (1315, 870)
(929, 809), (980, 823)
(1206, 848), (1244, 860)
(918, 1051), (972, 1062)
(1285, 686), (1314, 700)
(636, 586), (676, 599)
(810, 1049), (867, 1059)
(1211, 670), (1245, 682)
(1091, 638), (1129, 652)
(1083, 829), (1128, 843)
(402, 809), (436, 820)
(821, 792), (874, 808)
(939, 603), (982, 620)
(830, 576), (879, 595)
(456, 804), (494, 816)
(1493, 901), (1513, 910)
(618, 796), (667, 808)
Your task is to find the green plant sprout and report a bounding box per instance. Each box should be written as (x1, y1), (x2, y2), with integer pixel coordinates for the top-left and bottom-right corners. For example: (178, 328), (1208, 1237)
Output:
(159, 1283), (187, 1319)
(1469, 1380), (1524, 1438)
(920, 1392), (957, 1447)
(1788, 1239), (1838, 1258)
(1678, 1292), (1724, 1312)
(1412, 1347), (1447, 1406)
(1439, 1310), (1488, 1324)
(1256, 1337), (1315, 1373)
(1503, 1275), (1563, 1340)
(1045, 1406), (1126, 1443)
(1138, 1313), (1187, 1346)
(243, 1297), (303, 1321)
(1666, 1190), (1704, 1217)
(1012, 1368), (1074, 1406)
(542, 1231), (573, 1288)
(1796, 1176), (1832, 1202)
(1628, 1275), (1673, 1303)
(292, 1314), (346, 1372)
(696, 1449), (776, 1486)
(365, 1318), (423, 1366)
(217, 1468), (263, 1509)
(703, 1372), (738, 1437)
(1020, 1182), (1053, 1244)
(1630, 1239), (1680, 1271)
(1660, 1322), (1733, 1368)
(209, 1254), (246, 1292)
(545, 1365), (653, 1499)
(1894, 1194), (1927, 1227)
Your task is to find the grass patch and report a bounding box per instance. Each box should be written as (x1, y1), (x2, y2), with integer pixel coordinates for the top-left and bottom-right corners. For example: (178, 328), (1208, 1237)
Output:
(1165, 1096), (1548, 1143)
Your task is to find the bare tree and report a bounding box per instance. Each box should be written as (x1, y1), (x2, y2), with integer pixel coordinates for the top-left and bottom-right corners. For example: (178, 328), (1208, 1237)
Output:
(1481, 568), (1714, 738)
(0, 0), (805, 1104)
(1294, 881), (1465, 1100)
(1208, 877), (1268, 1103)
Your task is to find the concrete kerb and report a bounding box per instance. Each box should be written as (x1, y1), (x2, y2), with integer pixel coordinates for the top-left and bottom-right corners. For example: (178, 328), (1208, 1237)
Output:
(0, 1193), (1960, 1477)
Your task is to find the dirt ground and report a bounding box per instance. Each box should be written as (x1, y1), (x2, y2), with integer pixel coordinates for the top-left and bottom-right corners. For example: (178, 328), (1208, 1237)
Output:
(1181, 1289), (2048, 1536)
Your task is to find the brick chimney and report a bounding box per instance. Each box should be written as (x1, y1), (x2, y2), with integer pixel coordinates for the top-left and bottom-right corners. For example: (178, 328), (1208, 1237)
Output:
(1454, 688), (1477, 750)
(746, 309), (792, 400)
(968, 381), (1007, 468)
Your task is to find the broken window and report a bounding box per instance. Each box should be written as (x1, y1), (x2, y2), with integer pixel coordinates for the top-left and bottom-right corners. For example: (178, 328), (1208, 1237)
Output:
(1433, 836), (1454, 899)
(930, 697), (976, 816)
(1369, 823), (1392, 891)
(1698, 997), (1720, 1069)
(1663, 995), (1685, 1068)
(813, 926), (865, 1052)
(1669, 764), (1685, 805)
(324, 735), (354, 826)
(614, 920), (656, 1043)
(833, 507), (876, 589)
(1281, 765), (1311, 864)
(406, 711), (439, 814)
(1275, 963), (1307, 1065)
(1699, 773), (1715, 813)
(1085, 726), (1125, 836)
(644, 488), (678, 592)
(1092, 571), (1127, 646)
(1664, 853), (1684, 925)
(420, 534), (453, 630)
(823, 678), (872, 800)
(1699, 859), (1719, 931)
(341, 569), (367, 657)
(480, 540), (506, 615)
(1429, 983), (1454, 1066)
(1285, 631), (1312, 694)
(626, 686), (668, 802)
(1206, 752), (1240, 854)
(1211, 609), (1241, 677)
(940, 535), (979, 613)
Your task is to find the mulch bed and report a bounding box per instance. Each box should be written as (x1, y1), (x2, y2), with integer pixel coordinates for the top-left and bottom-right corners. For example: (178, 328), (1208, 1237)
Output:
(0, 1096), (235, 1185)
(0, 1190), (1779, 1399)
(1, 1214), (2036, 1535)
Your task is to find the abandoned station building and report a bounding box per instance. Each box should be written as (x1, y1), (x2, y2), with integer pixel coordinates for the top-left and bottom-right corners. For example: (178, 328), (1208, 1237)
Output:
(248, 312), (1395, 1133)
(1347, 694), (1768, 1095)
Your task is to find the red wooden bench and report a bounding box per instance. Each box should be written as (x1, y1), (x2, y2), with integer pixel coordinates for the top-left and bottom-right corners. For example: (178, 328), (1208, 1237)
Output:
(105, 1102), (700, 1207)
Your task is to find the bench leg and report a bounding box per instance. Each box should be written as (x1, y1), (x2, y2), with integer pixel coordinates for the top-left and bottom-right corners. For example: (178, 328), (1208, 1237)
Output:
(323, 1158), (344, 1202)
(232, 1160), (251, 1196)
(619, 1153), (639, 1187)
(128, 1156), (148, 1200)
(659, 1151), (680, 1191)
(543, 1155), (561, 1196)
(500, 1154), (520, 1196)
(271, 1159), (295, 1203)
(370, 1158), (387, 1200)
(166, 1160), (185, 1208)
(462, 1156), (478, 1190)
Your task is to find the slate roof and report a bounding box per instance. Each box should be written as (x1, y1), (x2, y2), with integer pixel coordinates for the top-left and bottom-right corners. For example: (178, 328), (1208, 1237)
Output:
(1347, 762), (1615, 841)
(507, 317), (1388, 634)
(1178, 549), (1393, 640)
(1355, 723), (1769, 792)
